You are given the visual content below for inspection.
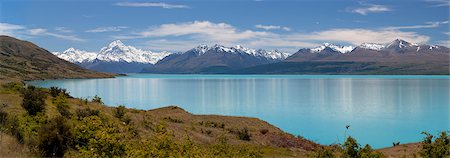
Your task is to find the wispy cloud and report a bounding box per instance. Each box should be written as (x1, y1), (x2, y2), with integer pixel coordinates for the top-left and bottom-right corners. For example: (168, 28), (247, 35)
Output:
(255, 25), (291, 31)
(0, 23), (25, 36)
(444, 32), (450, 35)
(86, 26), (128, 33)
(114, 2), (190, 9)
(54, 27), (73, 33)
(0, 23), (84, 42)
(385, 21), (449, 30)
(351, 4), (391, 15)
(114, 21), (429, 52)
(425, 0), (450, 7)
(28, 28), (84, 42)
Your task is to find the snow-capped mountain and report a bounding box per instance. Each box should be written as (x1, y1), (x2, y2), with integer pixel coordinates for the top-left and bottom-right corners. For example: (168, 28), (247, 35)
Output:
(142, 44), (290, 74)
(53, 48), (97, 63)
(96, 40), (171, 64)
(53, 40), (172, 73)
(188, 44), (290, 60)
(358, 39), (444, 52)
(310, 43), (355, 53)
(54, 40), (171, 64)
(358, 43), (385, 51)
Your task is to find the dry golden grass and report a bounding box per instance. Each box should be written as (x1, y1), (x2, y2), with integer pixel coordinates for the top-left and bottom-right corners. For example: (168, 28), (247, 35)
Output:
(0, 132), (34, 157)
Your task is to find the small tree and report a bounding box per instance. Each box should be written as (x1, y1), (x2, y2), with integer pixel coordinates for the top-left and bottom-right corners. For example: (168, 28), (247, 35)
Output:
(21, 86), (46, 115)
(420, 131), (450, 158)
(342, 136), (360, 157)
(92, 95), (103, 104)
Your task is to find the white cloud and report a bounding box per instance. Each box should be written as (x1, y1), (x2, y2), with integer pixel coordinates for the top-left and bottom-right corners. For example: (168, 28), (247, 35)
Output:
(425, 0), (450, 7)
(0, 23), (25, 36)
(296, 29), (429, 45)
(86, 26), (128, 33)
(255, 24), (291, 31)
(55, 27), (73, 33)
(0, 23), (84, 42)
(444, 32), (450, 35)
(115, 21), (430, 52)
(352, 4), (391, 15)
(28, 28), (84, 42)
(115, 2), (189, 9)
(116, 21), (270, 44)
(386, 21), (449, 30)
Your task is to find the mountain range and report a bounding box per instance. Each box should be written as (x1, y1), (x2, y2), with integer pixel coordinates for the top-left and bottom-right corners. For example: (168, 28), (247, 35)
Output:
(53, 40), (171, 73)
(53, 39), (449, 75)
(142, 44), (290, 73)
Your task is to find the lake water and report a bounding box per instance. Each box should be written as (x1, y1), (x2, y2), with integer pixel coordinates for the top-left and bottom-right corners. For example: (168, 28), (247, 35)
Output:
(28, 74), (450, 148)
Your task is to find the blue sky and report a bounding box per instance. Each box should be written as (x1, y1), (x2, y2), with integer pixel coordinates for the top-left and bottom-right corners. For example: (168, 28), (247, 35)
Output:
(1, 0), (449, 53)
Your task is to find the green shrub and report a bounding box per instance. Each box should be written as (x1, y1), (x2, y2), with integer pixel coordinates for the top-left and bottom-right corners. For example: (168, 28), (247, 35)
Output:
(49, 86), (70, 98)
(78, 97), (89, 106)
(420, 131), (450, 158)
(340, 136), (385, 158)
(114, 105), (126, 119)
(238, 128), (251, 141)
(21, 86), (46, 116)
(0, 104), (7, 126)
(53, 93), (71, 117)
(309, 146), (335, 158)
(73, 116), (126, 157)
(342, 136), (359, 157)
(75, 108), (100, 119)
(163, 117), (183, 123)
(91, 95), (103, 104)
(1, 82), (23, 93)
(7, 116), (24, 142)
(38, 116), (72, 157)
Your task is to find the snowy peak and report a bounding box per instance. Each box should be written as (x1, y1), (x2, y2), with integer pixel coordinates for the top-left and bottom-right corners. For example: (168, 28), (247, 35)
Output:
(52, 48), (97, 63)
(108, 40), (125, 48)
(386, 39), (415, 49)
(358, 43), (386, 51)
(188, 44), (289, 60)
(310, 43), (355, 54)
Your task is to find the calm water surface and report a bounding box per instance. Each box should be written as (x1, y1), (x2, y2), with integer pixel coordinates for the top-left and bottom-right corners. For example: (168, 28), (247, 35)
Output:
(28, 74), (450, 148)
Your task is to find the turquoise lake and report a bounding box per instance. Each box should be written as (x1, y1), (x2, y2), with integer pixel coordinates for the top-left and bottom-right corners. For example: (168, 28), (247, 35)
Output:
(28, 74), (450, 148)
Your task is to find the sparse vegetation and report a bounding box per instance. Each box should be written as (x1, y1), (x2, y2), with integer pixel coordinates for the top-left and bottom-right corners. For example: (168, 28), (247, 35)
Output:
(75, 108), (100, 119)
(163, 116), (184, 123)
(238, 128), (252, 141)
(91, 95), (103, 104)
(420, 131), (450, 158)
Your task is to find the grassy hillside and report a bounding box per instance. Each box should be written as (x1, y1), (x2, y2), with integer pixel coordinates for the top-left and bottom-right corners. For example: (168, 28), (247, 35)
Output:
(0, 36), (117, 81)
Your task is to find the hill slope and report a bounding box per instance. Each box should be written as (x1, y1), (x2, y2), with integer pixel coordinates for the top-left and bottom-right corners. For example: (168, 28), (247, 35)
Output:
(0, 36), (116, 80)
